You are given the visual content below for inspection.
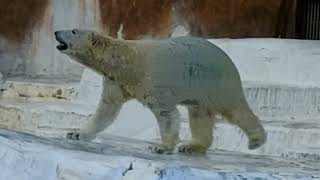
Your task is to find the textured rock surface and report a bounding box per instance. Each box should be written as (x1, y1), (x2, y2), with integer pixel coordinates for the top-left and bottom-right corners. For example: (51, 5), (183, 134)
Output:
(244, 82), (320, 119)
(0, 129), (318, 180)
(1, 76), (78, 102)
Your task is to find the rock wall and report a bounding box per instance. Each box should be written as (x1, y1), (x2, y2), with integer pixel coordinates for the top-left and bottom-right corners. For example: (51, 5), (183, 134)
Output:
(27, 0), (100, 78)
(0, 0), (101, 78)
(99, 0), (296, 39)
(0, 0), (296, 77)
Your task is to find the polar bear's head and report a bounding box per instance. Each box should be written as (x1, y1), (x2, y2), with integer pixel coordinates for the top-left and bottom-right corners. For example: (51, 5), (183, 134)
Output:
(54, 29), (102, 65)
(55, 29), (138, 76)
(55, 29), (98, 53)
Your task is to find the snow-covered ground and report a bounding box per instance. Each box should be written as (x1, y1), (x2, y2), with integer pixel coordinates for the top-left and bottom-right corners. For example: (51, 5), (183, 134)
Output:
(0, 38), (320, 179)
(0, 129), (318, 180)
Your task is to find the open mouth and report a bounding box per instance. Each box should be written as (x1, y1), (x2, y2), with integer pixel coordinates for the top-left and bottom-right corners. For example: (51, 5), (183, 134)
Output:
(55, 35), (68, 51)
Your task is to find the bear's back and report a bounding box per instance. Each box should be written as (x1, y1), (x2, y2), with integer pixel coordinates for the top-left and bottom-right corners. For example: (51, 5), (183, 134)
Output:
(139, 36), (243, 106)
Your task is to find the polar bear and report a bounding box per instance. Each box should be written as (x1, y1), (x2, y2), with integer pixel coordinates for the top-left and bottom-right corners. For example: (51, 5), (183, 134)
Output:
(55, 29), (266, 154)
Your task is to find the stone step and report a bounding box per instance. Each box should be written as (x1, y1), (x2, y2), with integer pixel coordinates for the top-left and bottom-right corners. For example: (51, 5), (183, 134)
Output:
(244, 81), (320, 120)
(2, 77), (320, 119)
(103, 115), (320, 161)
(0, 76), (79, 102)
(0, 97), (319, 160)
(0, 98), (93, 137)
(201, 121), (320, 160)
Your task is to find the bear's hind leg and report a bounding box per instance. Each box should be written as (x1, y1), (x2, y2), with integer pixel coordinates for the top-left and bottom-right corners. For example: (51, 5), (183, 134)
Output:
(148, 106), (180, 154)
(224, 105), (267, 150)
(178, 107), (214, 154)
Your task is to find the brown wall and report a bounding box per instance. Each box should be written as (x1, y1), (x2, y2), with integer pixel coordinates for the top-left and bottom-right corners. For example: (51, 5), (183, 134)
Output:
(0, 0), (296, 42)
(175, 0), (282, 38)
(0, 0), (49, 43)
(99, 0), (173, 39)
(99, 0), (296, 39)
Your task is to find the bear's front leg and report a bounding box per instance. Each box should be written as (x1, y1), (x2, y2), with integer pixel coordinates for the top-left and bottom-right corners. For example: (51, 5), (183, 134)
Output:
(67, 81), (125, 141)
(148, 107), (180, 154)
(66, 100), (123, 141)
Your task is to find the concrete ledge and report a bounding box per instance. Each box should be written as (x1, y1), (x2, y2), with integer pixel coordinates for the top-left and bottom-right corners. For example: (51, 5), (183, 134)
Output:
(0, 97), (319, 160)
(244, 82), (320, 119)
(0, 99), (94, 137)
(4, 76), (320, 119)
(209, 122), (320, 159)
(1, 77), (79, 102)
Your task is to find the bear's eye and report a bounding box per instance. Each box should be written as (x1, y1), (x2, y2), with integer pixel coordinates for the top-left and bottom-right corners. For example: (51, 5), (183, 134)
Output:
(72, 30), (76, 35)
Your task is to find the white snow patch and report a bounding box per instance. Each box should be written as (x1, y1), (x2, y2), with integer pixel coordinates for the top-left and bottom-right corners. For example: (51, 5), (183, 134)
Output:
(209, 38), (320, 87)
(171, 25), (189, 37)
(117, 24), (124, 40)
